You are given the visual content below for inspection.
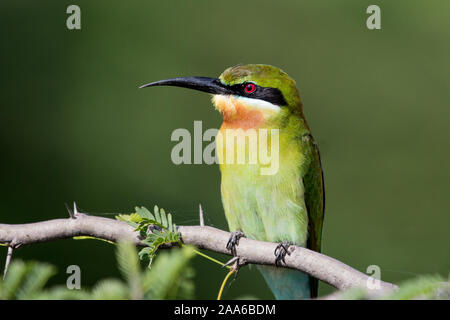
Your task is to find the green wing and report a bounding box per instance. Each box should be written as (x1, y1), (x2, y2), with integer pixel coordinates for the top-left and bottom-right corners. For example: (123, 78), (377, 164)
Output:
(301, 133), (325, 298)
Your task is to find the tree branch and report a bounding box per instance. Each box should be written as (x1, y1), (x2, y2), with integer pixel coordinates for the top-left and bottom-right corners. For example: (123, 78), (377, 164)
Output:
(0, 211), (397, 295)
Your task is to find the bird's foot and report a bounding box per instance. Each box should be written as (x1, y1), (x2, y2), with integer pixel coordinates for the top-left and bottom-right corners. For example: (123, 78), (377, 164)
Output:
(226, 231), (245, 256)
(274, 241), (291, 267)
(223, 255), (247, 278)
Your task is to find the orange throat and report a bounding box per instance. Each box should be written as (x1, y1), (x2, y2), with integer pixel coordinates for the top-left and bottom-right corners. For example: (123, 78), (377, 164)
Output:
(212, 95), (278, 130)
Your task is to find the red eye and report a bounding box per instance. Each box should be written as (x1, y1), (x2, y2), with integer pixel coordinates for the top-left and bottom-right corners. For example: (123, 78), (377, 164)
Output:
(244, 83), (256, 93)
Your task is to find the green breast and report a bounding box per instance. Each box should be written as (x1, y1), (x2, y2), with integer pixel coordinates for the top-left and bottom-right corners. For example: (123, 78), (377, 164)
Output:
(218, 119), (310, 246)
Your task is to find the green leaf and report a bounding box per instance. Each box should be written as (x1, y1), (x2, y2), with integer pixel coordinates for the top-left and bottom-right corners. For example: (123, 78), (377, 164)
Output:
(142, 246), (196, 299)
(154, 205), (161, 224)
(1, 260), (28, 299)
(131, 205), (181, 268)
(116, 213), (143, 223)
(116, 241), (142, 299)
(384, 275), (447, 300)
(16, 261), (57, 299)
(160, 208), (168, 227)
(135, 207), (155, 220)
(91, 279), (129, 300)
(36, 286), (91, 300)
(168, 214), (173, 233)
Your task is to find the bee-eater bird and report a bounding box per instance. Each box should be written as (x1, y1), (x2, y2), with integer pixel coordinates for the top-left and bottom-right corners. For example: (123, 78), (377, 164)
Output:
(140, 64), (325, 299)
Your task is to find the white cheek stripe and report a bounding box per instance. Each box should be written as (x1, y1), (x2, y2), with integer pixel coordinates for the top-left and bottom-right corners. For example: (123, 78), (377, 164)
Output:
(233, 96), (281, 112)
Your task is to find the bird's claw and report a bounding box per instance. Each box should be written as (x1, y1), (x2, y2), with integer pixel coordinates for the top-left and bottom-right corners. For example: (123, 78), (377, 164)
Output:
(226, 231), (245, 256)
(274, 241), (291, 267)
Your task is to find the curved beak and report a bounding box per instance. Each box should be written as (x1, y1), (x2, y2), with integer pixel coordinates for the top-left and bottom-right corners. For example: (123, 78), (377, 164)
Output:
(139, 76), (233, 95)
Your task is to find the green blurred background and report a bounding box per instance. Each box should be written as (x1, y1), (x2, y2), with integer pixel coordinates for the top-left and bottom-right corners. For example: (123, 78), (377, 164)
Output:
(1, 0), (449, 299)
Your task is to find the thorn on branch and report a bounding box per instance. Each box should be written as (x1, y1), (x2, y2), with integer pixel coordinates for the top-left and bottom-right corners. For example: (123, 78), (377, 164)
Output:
(65, 203), (75, 219)
(223, 255), (246, 279)
(3, 246), (14, 280)
(199, 204), (205, 227)
(73, 202), (80, 217)
(65, 202), (81, 219)
(223, 256), (239, 268)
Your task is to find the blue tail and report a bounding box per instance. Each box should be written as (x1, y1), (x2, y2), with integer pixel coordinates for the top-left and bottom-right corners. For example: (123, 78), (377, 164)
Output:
(257, 265), (311, 300)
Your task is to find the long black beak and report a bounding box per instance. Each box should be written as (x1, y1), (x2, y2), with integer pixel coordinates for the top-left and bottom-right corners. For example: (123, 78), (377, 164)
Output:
(139, 77), (234, 95)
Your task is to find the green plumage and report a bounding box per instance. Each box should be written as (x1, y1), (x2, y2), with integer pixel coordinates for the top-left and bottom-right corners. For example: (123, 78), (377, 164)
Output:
(217, 65), (325, 299)
(301, 133), (325, 298)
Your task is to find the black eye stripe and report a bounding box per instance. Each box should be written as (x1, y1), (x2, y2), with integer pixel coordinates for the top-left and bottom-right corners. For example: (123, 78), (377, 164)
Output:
(227, 83), (288, 106)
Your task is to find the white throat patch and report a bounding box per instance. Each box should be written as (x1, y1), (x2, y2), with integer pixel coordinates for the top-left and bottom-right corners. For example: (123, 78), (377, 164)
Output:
(213, 94), (281, 113)
(234, 96), (281, 112)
